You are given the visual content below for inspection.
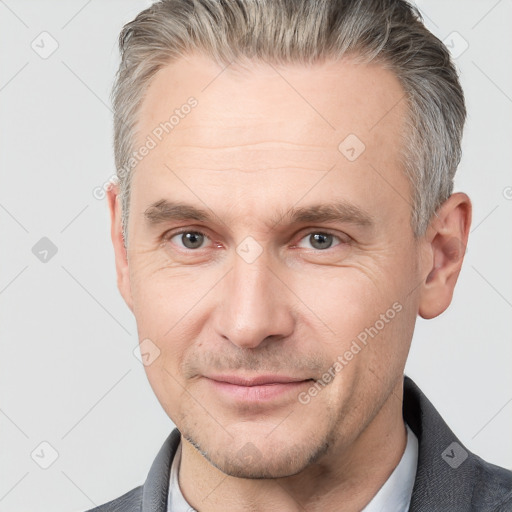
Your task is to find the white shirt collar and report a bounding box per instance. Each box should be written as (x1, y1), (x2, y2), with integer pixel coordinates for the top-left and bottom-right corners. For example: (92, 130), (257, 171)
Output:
(167, 442), (195, 512)
(167, 423), (418, 512)
(361, 423), (418, 512)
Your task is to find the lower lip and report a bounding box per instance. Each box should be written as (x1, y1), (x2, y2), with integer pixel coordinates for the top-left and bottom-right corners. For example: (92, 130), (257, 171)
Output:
(205, 378), (312, 403)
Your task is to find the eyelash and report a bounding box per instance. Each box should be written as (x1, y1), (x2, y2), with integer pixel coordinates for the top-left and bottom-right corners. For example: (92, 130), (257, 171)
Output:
(162, 228), (348, 252)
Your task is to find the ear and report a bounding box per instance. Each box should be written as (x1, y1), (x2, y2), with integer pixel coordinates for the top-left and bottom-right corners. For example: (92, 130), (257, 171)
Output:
(107, 183), (134, 313)
(418, 192), (472, 319)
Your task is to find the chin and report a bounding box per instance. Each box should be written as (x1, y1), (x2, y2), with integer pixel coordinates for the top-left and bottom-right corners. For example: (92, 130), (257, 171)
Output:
(182, 427), (332, 479)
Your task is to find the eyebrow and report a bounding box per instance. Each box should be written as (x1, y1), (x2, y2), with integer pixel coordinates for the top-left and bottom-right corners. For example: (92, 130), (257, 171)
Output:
(143, 199), (375, 230)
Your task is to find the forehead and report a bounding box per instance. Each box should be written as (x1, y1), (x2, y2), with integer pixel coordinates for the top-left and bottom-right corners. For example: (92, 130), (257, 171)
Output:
(136, 54), (406, 151)
(130, 54), (411, 230)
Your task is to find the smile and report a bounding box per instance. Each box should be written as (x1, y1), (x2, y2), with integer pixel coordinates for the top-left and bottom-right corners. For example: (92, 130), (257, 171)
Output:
(203, 374), (314, 403)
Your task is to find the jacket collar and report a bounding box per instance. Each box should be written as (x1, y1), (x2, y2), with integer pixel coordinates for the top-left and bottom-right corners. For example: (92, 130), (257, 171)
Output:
(403, 376), (478, 511)
(141, 428), (180, 511)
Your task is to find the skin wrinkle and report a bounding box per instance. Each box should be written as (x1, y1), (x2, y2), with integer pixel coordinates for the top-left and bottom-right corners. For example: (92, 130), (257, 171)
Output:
(161, 149), (341, 175)
(107, 53), (471, 511)
(142, 200), (376, 237)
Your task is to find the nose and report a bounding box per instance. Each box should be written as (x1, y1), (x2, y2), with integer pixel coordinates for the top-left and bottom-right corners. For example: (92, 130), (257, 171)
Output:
(212, 252), (295, 349)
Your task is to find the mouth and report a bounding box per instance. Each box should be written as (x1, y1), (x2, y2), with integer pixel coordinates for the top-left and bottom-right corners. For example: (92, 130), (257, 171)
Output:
(203, 374), (314, 403)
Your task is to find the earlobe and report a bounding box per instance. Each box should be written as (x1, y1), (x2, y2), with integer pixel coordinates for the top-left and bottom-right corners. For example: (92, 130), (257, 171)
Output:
(418, 193), (472, 320)
(107, 183), (134, 313)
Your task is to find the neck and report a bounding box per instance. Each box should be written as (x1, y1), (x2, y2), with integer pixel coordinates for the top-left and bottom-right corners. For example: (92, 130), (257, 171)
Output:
(179, 379), (407, 512)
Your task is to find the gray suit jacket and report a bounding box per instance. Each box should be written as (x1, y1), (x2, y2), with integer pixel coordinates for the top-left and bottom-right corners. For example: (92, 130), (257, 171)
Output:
(86, 377), (512, 511)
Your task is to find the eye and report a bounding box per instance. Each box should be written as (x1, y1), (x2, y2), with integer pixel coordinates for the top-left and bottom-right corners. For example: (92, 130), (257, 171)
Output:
(296, 232), (344, 250)
(167, 230), (211, 250)
(163, 229), (347, 253)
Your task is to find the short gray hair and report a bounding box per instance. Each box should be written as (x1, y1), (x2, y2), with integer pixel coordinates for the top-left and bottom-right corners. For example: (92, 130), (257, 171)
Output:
(112, 0), (466, 245)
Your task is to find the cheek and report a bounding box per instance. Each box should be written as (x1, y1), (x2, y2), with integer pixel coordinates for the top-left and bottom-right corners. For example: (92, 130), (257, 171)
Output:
(293, 262), (414, 385)
(143, 360), (188, 424)
(136, 313), (197, 421)
(128, 250), (212, 335)
(291, 266), (394, 341)
(128, 258), (210, 391)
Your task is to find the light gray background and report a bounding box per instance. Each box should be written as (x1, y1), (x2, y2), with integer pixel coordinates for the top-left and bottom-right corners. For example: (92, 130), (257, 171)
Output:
(0, 1), (511, 511)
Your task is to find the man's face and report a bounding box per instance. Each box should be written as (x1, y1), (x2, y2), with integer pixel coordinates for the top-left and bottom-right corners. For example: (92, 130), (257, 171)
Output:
(118, 55), (426, 477)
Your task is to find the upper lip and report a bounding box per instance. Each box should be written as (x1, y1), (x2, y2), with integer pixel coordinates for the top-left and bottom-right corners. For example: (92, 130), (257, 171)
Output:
(205, 374), (311, 386)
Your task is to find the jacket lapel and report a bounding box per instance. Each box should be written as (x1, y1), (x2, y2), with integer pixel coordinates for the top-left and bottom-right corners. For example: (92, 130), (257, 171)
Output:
(141, 428), (181, 512)
(404, 376), (476, 511)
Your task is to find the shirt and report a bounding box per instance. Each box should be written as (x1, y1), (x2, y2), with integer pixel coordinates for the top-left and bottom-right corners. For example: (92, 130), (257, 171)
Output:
(167, 423), (418, 511)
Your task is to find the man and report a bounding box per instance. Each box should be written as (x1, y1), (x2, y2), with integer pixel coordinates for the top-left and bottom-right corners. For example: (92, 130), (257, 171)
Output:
(91, 0), (512, 510)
